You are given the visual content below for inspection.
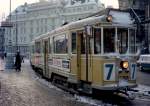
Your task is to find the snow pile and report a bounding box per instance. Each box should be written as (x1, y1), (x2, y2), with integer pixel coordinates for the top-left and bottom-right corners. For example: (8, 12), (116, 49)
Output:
(133, 85), (150, 96)
(74, 95), (114, 106)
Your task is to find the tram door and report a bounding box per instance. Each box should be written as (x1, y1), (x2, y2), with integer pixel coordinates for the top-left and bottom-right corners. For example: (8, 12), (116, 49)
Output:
(77, 30), (92, 82)
(44, 40), (49, 78)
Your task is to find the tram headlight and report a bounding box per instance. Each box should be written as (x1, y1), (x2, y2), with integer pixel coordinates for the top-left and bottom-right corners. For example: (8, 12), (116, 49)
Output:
(120, 61), (129, 69)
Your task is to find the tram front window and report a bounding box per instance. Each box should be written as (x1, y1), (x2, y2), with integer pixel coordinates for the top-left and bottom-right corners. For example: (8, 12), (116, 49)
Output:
(80, 31), (85, 54)
(94, 28), (101, 54)
(118, 28), (128, 54)
(129, 29), (136, 53)
(104, 28), (115, 53)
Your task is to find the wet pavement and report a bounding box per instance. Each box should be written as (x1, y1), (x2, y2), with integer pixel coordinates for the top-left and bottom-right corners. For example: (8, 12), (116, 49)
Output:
(137, 69), (150, 86)
(0, 58), (150, 106)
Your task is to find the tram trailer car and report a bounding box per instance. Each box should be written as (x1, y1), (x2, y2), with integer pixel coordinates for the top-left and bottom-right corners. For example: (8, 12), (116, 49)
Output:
(30, 9), (138, 96)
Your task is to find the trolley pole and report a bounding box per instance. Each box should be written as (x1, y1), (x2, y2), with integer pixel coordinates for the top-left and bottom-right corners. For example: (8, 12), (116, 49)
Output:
(85, 25), (92, 82)
(85, 30), (89, 82)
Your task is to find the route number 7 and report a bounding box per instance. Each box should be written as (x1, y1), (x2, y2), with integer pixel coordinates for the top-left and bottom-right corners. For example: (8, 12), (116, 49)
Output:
(104, 64), (115, 81)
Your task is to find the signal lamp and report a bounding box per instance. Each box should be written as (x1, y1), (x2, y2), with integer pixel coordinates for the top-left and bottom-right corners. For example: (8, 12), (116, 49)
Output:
(106, 15), (112, 22)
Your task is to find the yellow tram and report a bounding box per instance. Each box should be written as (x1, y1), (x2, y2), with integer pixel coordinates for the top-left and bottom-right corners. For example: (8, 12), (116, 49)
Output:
(30, 9), (138, 95)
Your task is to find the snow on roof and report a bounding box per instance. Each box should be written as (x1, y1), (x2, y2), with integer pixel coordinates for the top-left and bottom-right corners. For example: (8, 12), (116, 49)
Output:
(109, 10), (134, 25)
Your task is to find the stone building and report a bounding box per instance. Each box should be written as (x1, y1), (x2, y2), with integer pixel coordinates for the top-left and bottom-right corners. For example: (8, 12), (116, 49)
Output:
(144, 1), (150, 51)
(118, 0), (149, 53)
(4, 0), (104, 57)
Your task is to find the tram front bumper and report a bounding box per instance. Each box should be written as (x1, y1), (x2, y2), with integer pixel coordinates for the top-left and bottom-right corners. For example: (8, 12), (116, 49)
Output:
(92, 83), (137, 91)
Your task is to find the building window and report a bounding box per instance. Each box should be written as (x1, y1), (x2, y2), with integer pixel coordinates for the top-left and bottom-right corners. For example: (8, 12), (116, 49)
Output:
(45, 19), (47, 24)
(45, 26), (47, 32)
(37, 27), (39, 33)
(30, 35), (33, 41)
(30, 27), (33, 34)
(30, 20), (33, 26)
(41, 27), (43, 33)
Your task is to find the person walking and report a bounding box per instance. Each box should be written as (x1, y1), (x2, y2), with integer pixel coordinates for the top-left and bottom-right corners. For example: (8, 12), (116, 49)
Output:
(15, 51), (21, 72)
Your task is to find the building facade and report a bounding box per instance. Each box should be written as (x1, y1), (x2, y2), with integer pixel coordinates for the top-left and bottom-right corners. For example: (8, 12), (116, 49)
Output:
(144, 1), (150, 52)
(4, 0), (104, 56)
(118, 0), (149, 53)
(0, 27), (5, 57)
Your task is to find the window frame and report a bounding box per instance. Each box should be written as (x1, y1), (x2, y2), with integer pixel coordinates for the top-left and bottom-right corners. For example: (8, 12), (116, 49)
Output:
(53, 34), (68, 54)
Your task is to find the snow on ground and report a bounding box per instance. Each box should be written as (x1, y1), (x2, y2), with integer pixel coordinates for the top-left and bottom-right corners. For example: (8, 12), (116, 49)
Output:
(132, 85), (150, 96)
(74, 95), (115, 106)
(134, 85), (150, 92)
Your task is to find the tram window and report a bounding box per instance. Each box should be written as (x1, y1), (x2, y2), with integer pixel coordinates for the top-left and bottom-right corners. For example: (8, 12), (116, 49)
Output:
(104, 28), (115, 53)
(129, 29), (136, 53)
(118, 28), (128, 54)
(94, 28), (101, 54)
(53, 34), (68, 54)
(80, 32), (85, 54)
(72, 32), (76, 54)
(32, 45), (34, 53)
(35, 42), (41, 53)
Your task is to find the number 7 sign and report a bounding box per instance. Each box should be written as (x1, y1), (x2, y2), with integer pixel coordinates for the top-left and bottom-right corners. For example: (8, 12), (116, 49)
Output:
(104, 63), (116, 81)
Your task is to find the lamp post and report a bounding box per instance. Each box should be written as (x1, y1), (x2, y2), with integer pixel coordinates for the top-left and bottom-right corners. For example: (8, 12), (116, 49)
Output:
(5, 0), (15, 69)
(15, 10), (18, 52)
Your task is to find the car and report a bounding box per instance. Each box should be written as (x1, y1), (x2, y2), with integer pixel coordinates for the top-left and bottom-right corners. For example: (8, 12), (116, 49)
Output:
(137, 55), (150, 71)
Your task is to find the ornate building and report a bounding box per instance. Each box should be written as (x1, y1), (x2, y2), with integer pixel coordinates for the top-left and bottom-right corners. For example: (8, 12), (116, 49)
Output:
(118, 0), (146, 10)
(4, 0), (104, 56)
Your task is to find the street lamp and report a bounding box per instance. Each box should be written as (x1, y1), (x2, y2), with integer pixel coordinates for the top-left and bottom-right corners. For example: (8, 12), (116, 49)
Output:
(15, 10), (18, 52)
(5, 0), (15, 69)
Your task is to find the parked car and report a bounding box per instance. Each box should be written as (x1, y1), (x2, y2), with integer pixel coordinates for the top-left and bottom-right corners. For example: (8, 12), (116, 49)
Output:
(137, 55), (150, 71)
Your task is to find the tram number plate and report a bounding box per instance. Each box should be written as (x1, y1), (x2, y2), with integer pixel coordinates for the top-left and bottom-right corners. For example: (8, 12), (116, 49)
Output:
(119, 78), (128, 86)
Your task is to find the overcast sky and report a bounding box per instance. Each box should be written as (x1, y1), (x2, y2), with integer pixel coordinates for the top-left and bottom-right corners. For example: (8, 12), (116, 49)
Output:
(0, 0), (118, 21)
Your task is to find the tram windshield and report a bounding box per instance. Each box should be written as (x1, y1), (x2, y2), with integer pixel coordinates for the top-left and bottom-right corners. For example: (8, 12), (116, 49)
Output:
(104, 28), (115, 53)
(129, 29), (136, 53)
(117, 28), (128, 54)
(117, 28), (136, 54)
(94, 28), (101, 54)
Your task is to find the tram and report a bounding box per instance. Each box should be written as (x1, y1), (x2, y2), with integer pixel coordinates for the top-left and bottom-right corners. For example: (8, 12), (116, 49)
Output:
(30, 9), (138, 96)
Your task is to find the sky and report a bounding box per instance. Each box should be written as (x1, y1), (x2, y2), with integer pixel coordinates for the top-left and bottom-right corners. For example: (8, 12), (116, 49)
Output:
(0, 0), (118, 21)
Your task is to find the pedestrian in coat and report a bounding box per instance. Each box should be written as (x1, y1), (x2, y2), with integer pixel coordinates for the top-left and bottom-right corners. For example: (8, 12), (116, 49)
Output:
(15, 51), (21, 71)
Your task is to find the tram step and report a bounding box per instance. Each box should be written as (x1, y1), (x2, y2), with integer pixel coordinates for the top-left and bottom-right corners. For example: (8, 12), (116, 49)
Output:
(78, 88), (92, 95)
